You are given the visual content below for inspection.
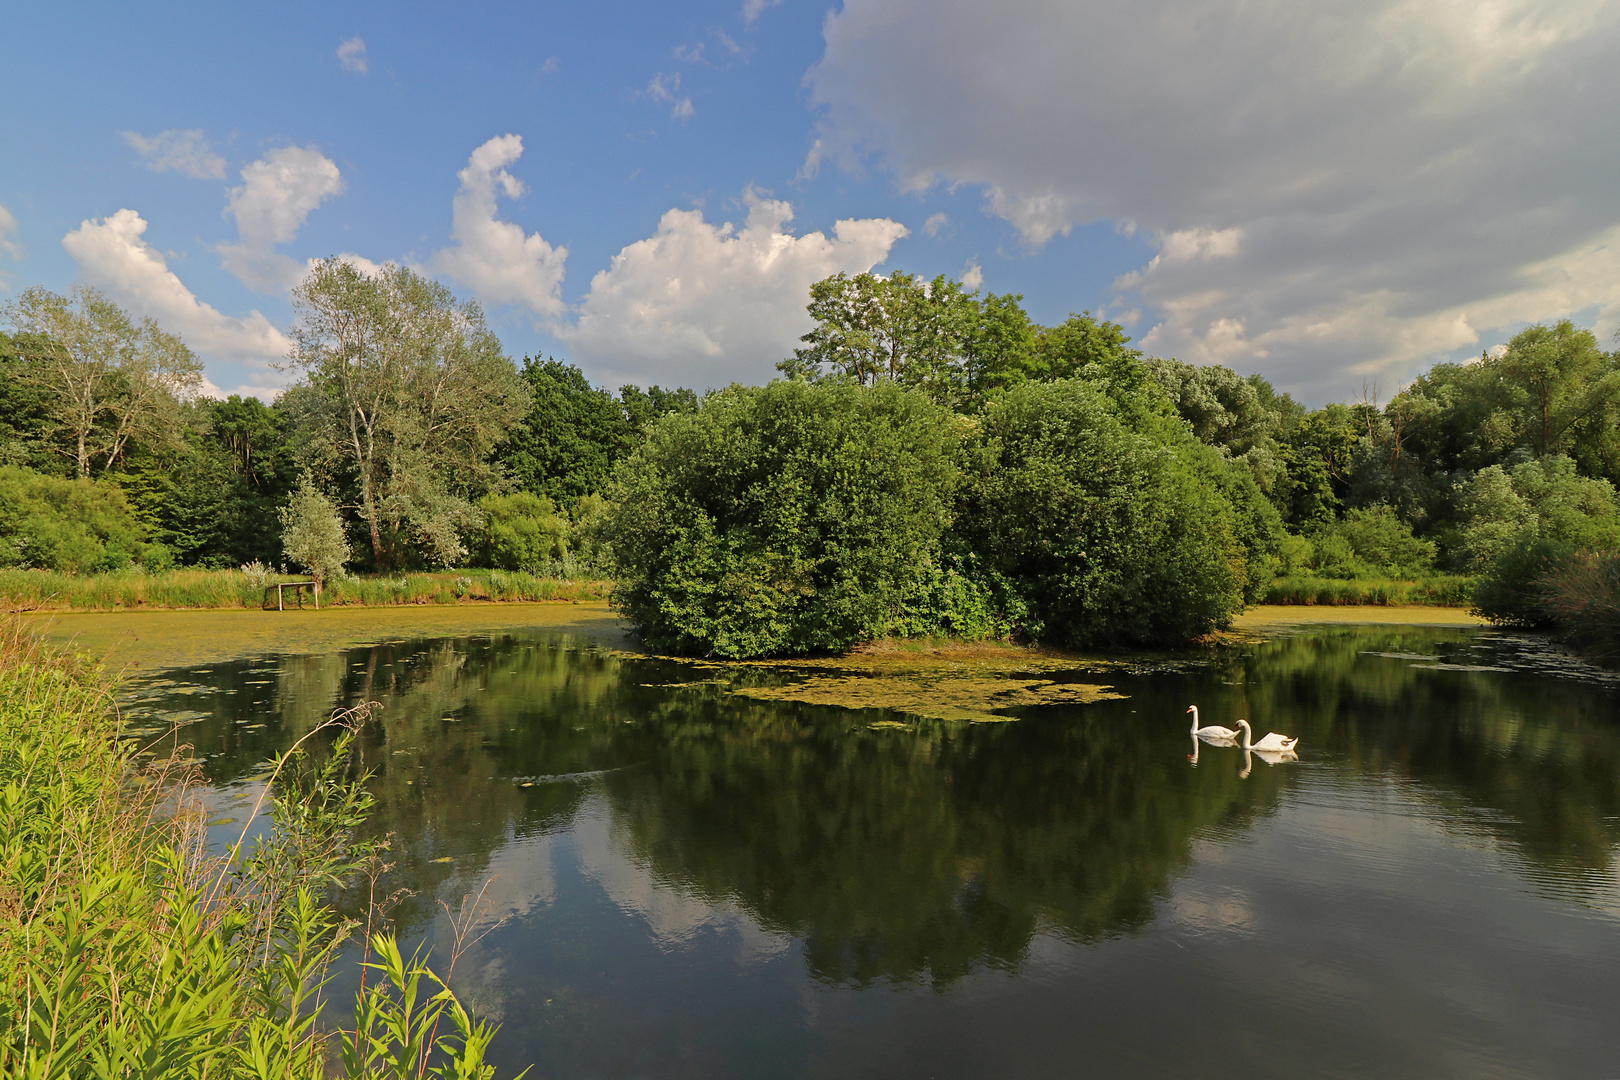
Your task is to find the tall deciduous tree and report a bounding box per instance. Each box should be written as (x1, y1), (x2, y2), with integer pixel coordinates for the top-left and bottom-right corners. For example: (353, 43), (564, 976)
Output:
(286, 259), (530, 569)
(779, 271), (1035, 406)
(1, 285), (203, 478)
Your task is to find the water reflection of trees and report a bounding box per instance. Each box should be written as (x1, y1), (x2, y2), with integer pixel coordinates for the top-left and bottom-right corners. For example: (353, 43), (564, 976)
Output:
(131, 625), (1620, 987)
(1213, 629), (1620, 874)
(601, 689), (1282, 987)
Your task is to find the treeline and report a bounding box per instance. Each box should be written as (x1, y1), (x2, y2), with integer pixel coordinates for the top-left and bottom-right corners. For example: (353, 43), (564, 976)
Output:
(0, 265), (694, 579)
(3, 263), (1618, 653)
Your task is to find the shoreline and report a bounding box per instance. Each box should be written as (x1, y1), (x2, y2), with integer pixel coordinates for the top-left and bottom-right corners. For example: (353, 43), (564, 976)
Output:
(22, 600), (626, 670)
(20, 601), (1489, 674)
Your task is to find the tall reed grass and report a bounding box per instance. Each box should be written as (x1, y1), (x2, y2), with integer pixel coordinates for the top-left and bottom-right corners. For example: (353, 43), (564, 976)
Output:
(1261, 574), (1475, 607)
(0, 617), (527, 1078)
(1542, 552), (1620, 663)
(0, 566), (611, 612)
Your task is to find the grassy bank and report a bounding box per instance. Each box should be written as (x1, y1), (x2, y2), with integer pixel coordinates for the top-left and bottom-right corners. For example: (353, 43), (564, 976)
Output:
(0, 617), (524, 1077)
(0, 565), (611, 611)
(1262, 574), (1475, 607)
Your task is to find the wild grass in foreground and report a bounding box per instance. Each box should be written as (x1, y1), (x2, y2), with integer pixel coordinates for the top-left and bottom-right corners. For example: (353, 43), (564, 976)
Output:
(0, 618), (527, 1078)
(1261, 575), (1475, 607)
(0, 565), (610, 612)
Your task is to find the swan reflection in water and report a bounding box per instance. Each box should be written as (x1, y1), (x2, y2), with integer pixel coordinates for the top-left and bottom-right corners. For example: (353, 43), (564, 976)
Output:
(1238, 746), (1300, 780)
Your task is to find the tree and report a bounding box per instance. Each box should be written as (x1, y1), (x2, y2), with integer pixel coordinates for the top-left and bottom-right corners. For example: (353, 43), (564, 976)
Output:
(603, 380), (957, 658)
(1496, 321), (1615, 458)
(0, 465), (153, 573)
(1456, 454), (1620, 572)
(1033, 311), (1143, 385)
(286, 259), (531, 569)
(499, 359), (626, 503)
(1, 285), (203, 478)
(279, 472), (350, 589)
(1145, 359), (1301, 504)
(954, 379), (1251, 647)
(779, 271), (1035, 407)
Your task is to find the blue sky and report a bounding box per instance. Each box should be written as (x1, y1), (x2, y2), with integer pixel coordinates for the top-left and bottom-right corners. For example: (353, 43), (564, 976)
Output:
(3, 0), (1616, 404)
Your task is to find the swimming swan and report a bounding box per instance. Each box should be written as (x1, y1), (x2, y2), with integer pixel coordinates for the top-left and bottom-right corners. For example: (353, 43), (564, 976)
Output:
(1235, 718), (1299, 753)
(1188, 705), (1239, 744)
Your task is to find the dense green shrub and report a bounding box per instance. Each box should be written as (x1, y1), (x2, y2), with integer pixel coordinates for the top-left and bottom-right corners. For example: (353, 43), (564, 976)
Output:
(1456, 455), (1619, 572)
(478, 491), (571, 571)
(954, 380), (1251, 647)
(1305, 505), (1437, 578)
(604, 380), (956, 657)
(0, 464), (156, 573)
(1471, 537), (1574, 626)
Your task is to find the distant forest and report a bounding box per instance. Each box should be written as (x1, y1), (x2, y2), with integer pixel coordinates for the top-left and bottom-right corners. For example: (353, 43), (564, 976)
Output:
(3, 261), (1617, 651)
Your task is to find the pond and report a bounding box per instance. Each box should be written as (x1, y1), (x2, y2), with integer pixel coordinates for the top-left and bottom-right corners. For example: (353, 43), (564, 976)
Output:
(118, 619), (1620, 1080)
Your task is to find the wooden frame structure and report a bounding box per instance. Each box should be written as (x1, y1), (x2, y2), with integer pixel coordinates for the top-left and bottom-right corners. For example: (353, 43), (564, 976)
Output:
(263, 580), (319, 610)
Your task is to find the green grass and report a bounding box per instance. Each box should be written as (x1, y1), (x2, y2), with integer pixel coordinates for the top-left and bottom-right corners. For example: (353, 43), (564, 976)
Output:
(1262, 574), (1476, 607)
(0, 566), (611, 611)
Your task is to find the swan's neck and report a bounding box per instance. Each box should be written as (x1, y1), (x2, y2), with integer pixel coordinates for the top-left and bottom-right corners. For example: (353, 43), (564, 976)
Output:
(1238, 722), (1253, 749)
(1188, 706), (1199, 733)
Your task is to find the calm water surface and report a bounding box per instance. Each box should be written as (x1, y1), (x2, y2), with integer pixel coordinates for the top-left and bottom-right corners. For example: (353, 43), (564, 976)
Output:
(122, 625), (1620, 1079)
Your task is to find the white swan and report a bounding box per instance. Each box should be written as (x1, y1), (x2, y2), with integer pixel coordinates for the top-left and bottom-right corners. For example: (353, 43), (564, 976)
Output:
(1188, 705), (1239, 745)
(1235, 719), (1299, 753)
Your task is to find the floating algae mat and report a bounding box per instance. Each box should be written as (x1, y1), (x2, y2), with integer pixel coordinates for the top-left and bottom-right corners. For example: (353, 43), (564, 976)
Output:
(657, 641), (1127, 723)
(731, 671), (1123, 722)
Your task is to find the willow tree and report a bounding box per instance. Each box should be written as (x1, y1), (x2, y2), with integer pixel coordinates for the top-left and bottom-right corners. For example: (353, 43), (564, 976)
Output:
(285, 259), (530, 569)
(1, 285), (203, 478)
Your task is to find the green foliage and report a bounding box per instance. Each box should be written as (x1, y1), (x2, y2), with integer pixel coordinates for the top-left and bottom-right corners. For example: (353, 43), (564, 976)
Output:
(1471, 536), (1573, 626)
(1145, 358), (1302, 504)
(0, 331), (60, 474)
(500, 358), (626, 504)
(1540, 552), (1620, 662)
(1, 284), (203, 479)
(1311, 505), (1437, 578)
(955, 379), (1249, 647)
(287, 259), (531, 571)
(1263, 575), (1474, 606)
(604, 380), (958, 657)
(0, 464), (156, 573)
(0, 567), (609, 611)
(0, 619), (528, 1079)
(1456, 454), (1620, 573)
(280, 473), (351, 587)
(1032, 311), (1143, 386)
(1402, 321), (1619, 475)
(477, 492), (569, 572)
(777, 270), (1039, 405)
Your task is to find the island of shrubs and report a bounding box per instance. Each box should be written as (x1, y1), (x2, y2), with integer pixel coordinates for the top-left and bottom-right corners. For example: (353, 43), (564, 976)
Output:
(4, 265), (1619, 657)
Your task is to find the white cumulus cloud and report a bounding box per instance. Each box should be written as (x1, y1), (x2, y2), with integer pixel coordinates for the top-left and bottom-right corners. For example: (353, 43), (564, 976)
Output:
(807, 0), (1620, 399)
(559, 191), (907, 387)
(337, 36), (368, 74)
(0, 202), (21, 261)
(63, 209), (291, 375)
(647, 72), (694, 121)
(217, 146), (345, 293)
(120, 129), (227, 180)
(429, 135), (569, 320)
(742, 0), (783, 24)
